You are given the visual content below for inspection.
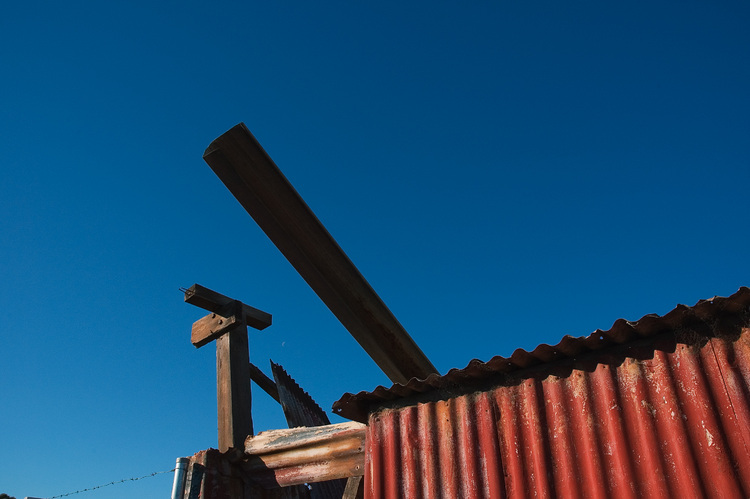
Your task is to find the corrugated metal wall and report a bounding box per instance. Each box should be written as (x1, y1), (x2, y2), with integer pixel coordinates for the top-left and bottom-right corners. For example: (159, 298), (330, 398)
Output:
(364, 330), (750, 498)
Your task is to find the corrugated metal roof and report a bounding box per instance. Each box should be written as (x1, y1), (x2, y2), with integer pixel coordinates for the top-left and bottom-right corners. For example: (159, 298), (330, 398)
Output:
(356, 292), (750, 498)
(334, 287), (750, 423)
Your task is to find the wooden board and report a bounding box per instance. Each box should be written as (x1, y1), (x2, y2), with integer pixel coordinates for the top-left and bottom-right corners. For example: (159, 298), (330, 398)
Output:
(191, 312), (239, 348)
(184, 283), (271, 331)
(203, 124), (438, 384)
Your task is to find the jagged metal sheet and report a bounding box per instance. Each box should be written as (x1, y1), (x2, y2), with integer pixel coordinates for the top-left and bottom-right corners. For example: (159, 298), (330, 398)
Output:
(271, 361), (330, 427)
(270, 361), (345, 499)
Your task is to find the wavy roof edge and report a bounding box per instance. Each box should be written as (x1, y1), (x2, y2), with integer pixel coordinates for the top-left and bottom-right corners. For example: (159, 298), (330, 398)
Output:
(333, 287), (750, 422)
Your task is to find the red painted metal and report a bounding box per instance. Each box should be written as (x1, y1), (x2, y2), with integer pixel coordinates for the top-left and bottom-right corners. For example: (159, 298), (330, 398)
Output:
(347, 289), (750, 498)
(334, 288), (750, 422)
(363, 333), (750, 498)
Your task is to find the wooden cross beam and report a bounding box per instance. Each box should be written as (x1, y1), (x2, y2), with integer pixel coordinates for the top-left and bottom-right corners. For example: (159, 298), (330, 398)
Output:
(184, 283), (272, 453)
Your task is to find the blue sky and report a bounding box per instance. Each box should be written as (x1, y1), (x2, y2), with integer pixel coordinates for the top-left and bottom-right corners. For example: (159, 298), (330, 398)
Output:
(2, 1), (749, 497)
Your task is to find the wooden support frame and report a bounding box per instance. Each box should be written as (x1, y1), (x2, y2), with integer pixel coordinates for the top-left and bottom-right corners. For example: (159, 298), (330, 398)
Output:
(203, 123), (438, 384)
(185, 283), (271, 331)
(216, 308), (253, 453)
(185, 285), (272, 453)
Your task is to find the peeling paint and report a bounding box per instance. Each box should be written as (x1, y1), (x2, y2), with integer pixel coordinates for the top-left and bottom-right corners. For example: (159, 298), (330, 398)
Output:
(705, 428), (715, 447)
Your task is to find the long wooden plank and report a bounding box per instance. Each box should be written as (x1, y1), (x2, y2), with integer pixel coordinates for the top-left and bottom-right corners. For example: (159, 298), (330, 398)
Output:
(203, 123), (438, 384)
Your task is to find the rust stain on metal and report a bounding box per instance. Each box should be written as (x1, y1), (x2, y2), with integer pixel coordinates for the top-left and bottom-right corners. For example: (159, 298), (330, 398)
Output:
(243, 422), (365, 489)
(346, 289), (750, 498)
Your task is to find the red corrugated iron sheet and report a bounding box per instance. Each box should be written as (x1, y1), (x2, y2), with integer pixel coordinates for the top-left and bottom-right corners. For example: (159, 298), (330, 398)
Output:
(334, 287), (750, 421)
(335, 288), (750, 498)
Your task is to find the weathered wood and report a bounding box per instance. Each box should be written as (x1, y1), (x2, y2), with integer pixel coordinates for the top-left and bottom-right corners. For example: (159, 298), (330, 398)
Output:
(185, 289), (263, 453)
(343, 476), (364, 499)
(243, 422), (365, 489)
(217, 317), (254, 453)
(185, 283), (271, 331)
(203, 124), (438, 385)
(249, 362), (280, 403)
(192, 312), (239, 348)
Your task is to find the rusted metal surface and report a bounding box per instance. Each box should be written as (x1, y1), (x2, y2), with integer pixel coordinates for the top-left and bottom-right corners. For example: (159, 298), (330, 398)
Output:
(243, 422), (366, 489)
(335, 287), (750, 421)
(352, 289), (750, 498)
(364, 332), (750, 498)
(203, 123), (438, 384)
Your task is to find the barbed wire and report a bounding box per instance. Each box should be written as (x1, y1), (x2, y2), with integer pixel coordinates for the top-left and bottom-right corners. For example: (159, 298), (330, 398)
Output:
(45, 468), (175, 498)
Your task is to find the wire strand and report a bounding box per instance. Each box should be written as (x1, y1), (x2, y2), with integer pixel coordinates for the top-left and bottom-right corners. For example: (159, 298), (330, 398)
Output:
(47, 468), (176, 498)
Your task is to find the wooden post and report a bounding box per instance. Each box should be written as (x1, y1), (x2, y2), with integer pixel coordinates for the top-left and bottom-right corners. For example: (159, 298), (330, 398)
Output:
(216, 301), (253, 453)
(184, 284), (272, 453)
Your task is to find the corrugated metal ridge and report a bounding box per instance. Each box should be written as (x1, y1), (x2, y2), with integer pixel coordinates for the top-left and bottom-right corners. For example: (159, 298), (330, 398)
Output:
(271, 361), (331, 427)
(333, 286), (750, 422)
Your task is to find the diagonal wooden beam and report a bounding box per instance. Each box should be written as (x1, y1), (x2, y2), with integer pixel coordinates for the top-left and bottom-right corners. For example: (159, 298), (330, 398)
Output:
(203, 123), (438, 384)
(248, 362), (280, 403)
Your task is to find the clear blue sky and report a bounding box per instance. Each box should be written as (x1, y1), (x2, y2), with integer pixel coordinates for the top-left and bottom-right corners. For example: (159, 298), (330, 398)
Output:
(2, 1), (748, 497)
